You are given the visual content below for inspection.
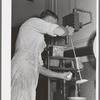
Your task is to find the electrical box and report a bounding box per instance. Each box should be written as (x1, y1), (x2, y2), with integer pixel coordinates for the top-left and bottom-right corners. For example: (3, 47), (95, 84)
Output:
(63, 12), (80, 32)
(63, 8), (92, 32)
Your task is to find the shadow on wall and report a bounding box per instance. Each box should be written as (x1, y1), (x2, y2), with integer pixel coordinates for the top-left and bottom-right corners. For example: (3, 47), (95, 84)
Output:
(87, 31), (96, 70)
(11, 26), (20, 58)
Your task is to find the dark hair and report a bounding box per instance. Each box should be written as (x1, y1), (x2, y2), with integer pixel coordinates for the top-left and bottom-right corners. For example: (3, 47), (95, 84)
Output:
(40, 9), (58, 20)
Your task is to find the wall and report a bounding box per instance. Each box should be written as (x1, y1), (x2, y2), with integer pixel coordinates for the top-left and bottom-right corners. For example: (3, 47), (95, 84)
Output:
(12, 0), (45, 27)
(57, 0), (69, 25)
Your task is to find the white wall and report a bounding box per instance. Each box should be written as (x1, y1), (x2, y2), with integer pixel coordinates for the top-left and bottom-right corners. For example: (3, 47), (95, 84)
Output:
(12, 0), (45, 27)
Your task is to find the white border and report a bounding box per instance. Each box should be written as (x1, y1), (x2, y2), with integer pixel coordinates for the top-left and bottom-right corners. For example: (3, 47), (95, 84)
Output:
(1, 0), (99, 100)
(1, 0), (11, 100)
(96, 0), (99, 100)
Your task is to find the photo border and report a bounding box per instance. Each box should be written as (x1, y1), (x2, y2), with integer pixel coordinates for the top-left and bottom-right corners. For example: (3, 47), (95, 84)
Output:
(1, 0), (99, 100)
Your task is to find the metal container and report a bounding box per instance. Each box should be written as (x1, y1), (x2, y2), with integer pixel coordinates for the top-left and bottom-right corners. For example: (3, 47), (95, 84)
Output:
(49, 46), (66, 56)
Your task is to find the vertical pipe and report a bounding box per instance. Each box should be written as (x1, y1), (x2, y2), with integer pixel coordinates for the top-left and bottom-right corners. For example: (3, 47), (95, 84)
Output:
(68, 0), (70, 13)
(75, 84), (78, 97)
(63, 80), (66, 99)
(65, 35), (69, 44)
(71, 60), (75, 69)
(51, 0), (54, 11)
(74, 0), (76, 8)
(47, 50), (50, 100)
(55, 0), (57, 14)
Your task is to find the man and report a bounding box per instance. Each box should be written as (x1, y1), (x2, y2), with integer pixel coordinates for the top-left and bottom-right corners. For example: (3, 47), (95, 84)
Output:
(11, 10), (74, 100)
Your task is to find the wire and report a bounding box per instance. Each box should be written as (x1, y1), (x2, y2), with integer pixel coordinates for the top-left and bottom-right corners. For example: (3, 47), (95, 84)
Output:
(70, 35), (82, 79)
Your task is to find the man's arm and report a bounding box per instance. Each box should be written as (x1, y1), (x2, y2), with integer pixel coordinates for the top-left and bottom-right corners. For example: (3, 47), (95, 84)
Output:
(53, 26), (69, 36)
(39, 66), (72, 81)
(53, 26), (74, 36)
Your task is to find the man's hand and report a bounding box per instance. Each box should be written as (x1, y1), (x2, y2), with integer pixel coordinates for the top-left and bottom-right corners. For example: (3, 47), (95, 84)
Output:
(65, 25), (74, 35)
(39, 66), (72, 80)
(62, 71), (72, 81)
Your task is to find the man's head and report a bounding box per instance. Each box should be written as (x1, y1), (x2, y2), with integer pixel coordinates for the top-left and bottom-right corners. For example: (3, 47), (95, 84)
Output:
(40, 10), (58, 24)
